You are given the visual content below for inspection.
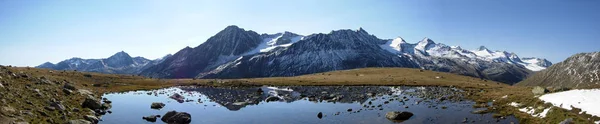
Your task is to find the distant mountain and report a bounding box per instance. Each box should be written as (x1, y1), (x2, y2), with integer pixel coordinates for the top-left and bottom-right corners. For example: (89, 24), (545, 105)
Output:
(36, 51), (171, 75)
(140, 26), (551, 84)
(516, 52), (600, 88)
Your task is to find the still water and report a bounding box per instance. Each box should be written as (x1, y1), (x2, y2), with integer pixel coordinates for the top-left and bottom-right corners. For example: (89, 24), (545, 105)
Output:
(99, 86), (518, 124)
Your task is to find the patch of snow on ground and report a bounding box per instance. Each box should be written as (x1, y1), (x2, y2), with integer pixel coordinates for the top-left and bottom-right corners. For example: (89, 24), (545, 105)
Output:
(509, 102), (520, 107)
(539, 108), (551, 118)
(518, 107), (550, 118)
(539, 89), (600, 117)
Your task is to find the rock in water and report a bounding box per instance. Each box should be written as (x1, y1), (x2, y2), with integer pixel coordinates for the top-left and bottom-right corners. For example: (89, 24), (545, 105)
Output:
(317, 112), (323, 119)
(142, 115), (161, 122)
(532, 86), (548, 95)
(151, 102), (166, 109)
(385, 111), (413, 120)
(169, 93), (185, 103)
(161, 111), (192, 124)
(265, 96), (281, 102)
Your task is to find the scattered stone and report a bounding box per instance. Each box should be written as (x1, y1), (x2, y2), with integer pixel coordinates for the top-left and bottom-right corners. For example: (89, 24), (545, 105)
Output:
(404, 105), (409, 108)
(72, 108), (80, 112)
(63, 88), (73, 95)
(100, 103), (112, 109)
(471, 109), (489, 114)
(532, 86), (549, 95)
(143, 115), (161, 122)
(82, 96), (102, 110)
(83, 115), (99, 124)
(151, 102), (166, 109)
(44, 106), (56, 111)
(169, 93), (185, 103)
(64, 83), (77, 90)
(50, 102), (66, 111)
(385, 111), (413, 120)
(161, 111), (192, 124)
(317, 112), (323, 119)
(347, 109), (352, 112)
(265, 96), (281, 102)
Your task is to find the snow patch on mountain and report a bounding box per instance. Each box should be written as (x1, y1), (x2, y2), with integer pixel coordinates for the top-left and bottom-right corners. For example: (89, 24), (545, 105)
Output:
(244, 32), (305, 55)
(380, 38), (551, 72)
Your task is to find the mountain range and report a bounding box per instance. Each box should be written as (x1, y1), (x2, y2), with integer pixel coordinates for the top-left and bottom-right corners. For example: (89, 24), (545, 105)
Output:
(517, 52), (599, 88)
(37, 26), (552, 84)
(37, 51), (172, 74)
(136, 26), (551, 84)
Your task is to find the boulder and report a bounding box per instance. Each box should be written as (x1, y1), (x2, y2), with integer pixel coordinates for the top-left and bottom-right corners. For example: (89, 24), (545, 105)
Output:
(82, 96), (102, 110)
(64, 83), (77, 90)
(169, 93), (185, 103)
(317, 112), (323, 119)
(63, 88), (73, 95)
(66, 119), (92, 124)
(532, 86), (549, 95)
(83, 115), (99, 124)
(385, 111), (413, 120)
(161, 111), (192, 124)
(142, 115), (161, 122)
(151, 102), (166, 109)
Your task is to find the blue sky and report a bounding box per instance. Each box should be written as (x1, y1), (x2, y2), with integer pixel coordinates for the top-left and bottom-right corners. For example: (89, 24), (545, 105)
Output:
(1, 0), (599, 66)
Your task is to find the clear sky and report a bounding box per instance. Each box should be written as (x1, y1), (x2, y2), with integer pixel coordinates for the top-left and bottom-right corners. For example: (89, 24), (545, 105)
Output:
(1, 0), (599, 66)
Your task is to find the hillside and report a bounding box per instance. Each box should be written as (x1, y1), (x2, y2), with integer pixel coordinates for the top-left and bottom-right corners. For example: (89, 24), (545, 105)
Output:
(516, 52), (600, 88)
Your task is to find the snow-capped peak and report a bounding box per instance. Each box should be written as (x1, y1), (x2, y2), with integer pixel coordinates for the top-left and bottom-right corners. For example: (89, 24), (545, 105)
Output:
(476, 46), (489, 51)
(415, 37), (436, 51)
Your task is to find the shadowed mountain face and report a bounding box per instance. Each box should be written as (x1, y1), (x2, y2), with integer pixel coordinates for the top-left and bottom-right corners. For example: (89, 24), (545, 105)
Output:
(36, 51), (171, 75)
(138, 26), (548, 84)
(517, 52), (600, 88)
(139, 25), (264, 78)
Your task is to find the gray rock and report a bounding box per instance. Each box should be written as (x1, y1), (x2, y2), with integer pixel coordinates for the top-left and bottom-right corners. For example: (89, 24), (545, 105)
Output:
(151, 102), (166, 109)
(50, 102), (66, 111)
(64, 83), (77, 90)
(558, 118), (573, 124)
(63, 88), (73, 95)
(161, 111), (192, 124)
(100, 103), (112, 110)
(66, 119), (92, 124)
(169, 93), (185, 103)
(83, 115), (99, 124)
(265, 96), (281, 102)
(385, 111), (414, 120)
(82, 96), (102, 110)
(532, 86), (549, 95)
(143, 115), (161, 122)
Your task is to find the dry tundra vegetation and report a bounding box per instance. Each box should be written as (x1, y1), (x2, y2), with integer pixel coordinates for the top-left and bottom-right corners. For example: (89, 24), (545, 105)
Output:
(0, 65), (598, 123)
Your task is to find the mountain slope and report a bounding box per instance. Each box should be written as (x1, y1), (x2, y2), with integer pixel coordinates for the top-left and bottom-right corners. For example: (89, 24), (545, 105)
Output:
(516, 52), (600, 88)
(36, 51), (170, 75)
(199, 29), (418, 78)
(139, 25), (265, 78)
